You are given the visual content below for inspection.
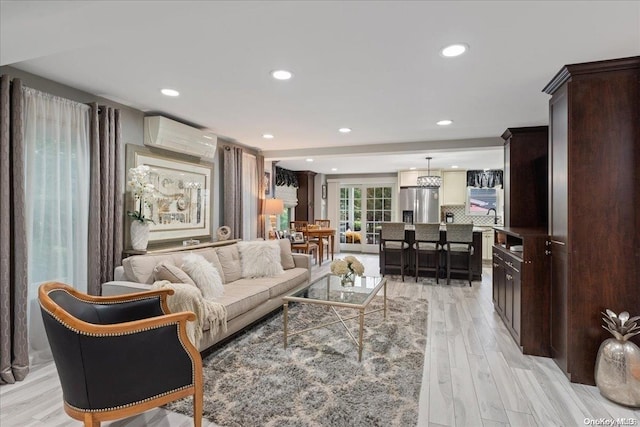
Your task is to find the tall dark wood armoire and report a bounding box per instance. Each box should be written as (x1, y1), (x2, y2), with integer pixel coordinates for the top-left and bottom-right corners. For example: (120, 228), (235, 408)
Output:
(501, 126), (549, 228)
(543, 56), (640, 385)
(294, 171), (316, 222)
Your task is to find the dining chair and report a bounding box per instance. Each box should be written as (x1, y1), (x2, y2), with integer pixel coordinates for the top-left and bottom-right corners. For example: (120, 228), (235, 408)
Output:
(310, 219), (331, 261)
(289, 221), (319, 264)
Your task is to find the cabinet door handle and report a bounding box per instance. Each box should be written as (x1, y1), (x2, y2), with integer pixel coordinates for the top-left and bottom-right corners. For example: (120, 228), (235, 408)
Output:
(549, 239), (566, 246)
(506, 273), (513, 280)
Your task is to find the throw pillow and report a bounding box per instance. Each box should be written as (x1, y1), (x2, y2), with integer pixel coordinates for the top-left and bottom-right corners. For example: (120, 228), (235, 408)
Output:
(237, 240), (284, 278)
(182, 253), (224, 299)
(277, 239), (296, 270)
(153, 262), (196, 286)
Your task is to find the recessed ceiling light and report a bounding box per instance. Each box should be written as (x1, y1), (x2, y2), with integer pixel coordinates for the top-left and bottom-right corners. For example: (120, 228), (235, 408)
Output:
(161, 88), (180, 97)
(338, 127), (352, 133)
(271, 70), (293, 80)
(437, 119), (453, 126)
(451, 165), (459, 169)
(262, 134), (274, 139)
(331, 168), (337, 171)
(440, 43), (469, 58)
(306, 158), (314, 162)
(409, 167), (416, 170)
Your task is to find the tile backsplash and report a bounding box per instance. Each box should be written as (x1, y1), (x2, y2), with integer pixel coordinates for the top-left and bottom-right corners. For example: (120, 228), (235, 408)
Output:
(441, 205), (502, 226)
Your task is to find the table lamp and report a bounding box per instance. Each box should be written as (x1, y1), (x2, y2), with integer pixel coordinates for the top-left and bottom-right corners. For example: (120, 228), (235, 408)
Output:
(264, 198), (284, 235)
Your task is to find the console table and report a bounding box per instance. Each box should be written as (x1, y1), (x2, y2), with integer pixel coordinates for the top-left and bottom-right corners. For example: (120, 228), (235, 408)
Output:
(122, 239), (240, 260)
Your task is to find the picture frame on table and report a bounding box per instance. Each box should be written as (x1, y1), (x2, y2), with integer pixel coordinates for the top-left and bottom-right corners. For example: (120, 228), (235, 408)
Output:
(290, 231), (305, 244)
(126, 144), (212, 244)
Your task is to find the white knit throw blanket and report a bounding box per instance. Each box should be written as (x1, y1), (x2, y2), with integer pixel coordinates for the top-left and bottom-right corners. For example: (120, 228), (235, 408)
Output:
(152, 280), (228, 348)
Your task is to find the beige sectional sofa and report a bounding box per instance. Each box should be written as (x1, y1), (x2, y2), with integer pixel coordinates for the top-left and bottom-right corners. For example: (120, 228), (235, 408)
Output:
(102, 239), (311, 352)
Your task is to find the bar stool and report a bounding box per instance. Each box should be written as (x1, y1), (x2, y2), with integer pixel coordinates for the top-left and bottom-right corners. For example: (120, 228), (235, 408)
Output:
(443, 223), (474, 286)
(414, 223), (442, 283)
(380, 222), (410, 281)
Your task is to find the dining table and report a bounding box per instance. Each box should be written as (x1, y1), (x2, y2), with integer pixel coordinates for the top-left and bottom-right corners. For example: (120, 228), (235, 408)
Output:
(303, 228), (336, 265)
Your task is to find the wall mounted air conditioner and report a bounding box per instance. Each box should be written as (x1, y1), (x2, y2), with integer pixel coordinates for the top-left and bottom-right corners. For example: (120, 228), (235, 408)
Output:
(144, 116), (217, 161)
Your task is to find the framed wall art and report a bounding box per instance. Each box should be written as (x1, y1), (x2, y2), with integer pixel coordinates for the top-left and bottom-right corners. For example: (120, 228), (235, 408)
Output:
(126, 145), (212, 243)
(264, 171), (271, 196)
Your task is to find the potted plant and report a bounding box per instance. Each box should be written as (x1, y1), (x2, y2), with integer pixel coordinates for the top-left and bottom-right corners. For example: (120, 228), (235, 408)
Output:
(127, 164), (155, 250)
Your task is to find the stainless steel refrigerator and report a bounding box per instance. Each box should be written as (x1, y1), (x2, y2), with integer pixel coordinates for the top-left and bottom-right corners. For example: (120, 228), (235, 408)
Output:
(399, 187), (440, 224)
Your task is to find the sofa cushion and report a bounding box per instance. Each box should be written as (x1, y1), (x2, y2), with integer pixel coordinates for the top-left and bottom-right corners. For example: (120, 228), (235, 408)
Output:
(215, 284), (270, 321)
(153, 262), (196, 286)
(237, 240), (284, 278)
(278, 239), (296, 270)
(123, 253), (175, 284)
(181, 253), (225, 299)
(215, 245), (242, 283)
(185, 248), (225, 283)
(232, 267), (308, 299)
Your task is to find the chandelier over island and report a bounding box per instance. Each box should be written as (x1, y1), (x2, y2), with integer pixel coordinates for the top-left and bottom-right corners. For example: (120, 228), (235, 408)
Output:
(417, 156), (441, 188)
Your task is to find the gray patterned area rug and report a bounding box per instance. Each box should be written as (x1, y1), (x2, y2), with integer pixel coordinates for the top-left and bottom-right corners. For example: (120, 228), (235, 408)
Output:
(166, 294), (428, 427)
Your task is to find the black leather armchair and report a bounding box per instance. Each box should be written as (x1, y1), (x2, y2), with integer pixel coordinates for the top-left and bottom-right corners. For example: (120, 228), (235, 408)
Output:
(38, 282), (203, 427)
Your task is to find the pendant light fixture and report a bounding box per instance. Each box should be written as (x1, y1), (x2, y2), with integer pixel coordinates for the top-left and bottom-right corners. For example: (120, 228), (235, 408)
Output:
(417, 156), (441, 188)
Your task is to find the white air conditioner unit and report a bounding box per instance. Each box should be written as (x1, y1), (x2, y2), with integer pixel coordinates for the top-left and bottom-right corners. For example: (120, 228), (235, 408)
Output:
(144, 116), (217, 161)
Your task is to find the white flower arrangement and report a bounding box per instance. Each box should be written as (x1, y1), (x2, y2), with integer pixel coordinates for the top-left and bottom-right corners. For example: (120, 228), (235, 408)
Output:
(330, 255), (365, 277)
(127, 164), (155, 223)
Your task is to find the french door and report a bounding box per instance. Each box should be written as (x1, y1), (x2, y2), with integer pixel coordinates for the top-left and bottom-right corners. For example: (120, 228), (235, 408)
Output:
(339, 185), (393, 253)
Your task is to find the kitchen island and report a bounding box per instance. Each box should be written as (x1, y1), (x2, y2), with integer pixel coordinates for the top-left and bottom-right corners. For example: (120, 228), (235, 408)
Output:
(379, 225), (483, 280)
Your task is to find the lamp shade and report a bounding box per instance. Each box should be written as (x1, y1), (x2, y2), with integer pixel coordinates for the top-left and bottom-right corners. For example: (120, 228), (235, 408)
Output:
(264, 198), (284, 215)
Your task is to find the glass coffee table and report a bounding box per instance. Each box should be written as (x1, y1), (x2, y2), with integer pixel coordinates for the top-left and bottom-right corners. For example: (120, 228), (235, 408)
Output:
(282, 274), (387, 361)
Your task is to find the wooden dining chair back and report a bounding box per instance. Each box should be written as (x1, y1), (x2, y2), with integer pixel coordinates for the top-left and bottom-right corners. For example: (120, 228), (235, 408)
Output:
(38, 282), (203, 427)
(290, 221), (309, 233)
(309, 219), (331, 261)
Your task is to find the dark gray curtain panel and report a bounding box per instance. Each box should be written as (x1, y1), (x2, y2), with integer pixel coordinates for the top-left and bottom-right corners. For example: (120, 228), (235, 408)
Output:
(0, 75), (29, 384)
(87, 103), (123, 295)
(257, 153), (265, 239)
(223, 145), (243, 239)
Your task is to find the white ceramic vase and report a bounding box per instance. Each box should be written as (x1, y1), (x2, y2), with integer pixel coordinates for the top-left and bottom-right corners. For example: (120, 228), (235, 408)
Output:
(130, 221), (150, 251)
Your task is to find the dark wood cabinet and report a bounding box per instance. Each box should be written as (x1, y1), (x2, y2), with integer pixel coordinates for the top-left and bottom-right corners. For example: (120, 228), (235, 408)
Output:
(501, 126), (549, 228)
(543, 56), (640, 385)
(492, 227), (549, 357)
(294, 171), (316, 222)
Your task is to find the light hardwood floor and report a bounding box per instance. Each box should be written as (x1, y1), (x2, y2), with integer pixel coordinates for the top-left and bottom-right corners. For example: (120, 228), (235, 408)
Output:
(1, 254), (638, 426)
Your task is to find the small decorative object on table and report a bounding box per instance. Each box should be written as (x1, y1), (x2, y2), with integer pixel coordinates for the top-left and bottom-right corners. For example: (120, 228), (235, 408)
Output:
(217, 226), (231, 241)
(595, 309), (640, 407)
(330, 256), (365, 287)
(127, 165), (155, 251)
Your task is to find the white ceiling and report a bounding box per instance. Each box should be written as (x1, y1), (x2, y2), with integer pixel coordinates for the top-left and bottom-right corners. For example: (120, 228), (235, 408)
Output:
(2, 1), (639, 174)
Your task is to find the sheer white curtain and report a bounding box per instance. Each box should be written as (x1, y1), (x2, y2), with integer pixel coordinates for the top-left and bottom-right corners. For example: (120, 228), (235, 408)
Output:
(242, 152), (258, 240)
(23, 88), (90, 364)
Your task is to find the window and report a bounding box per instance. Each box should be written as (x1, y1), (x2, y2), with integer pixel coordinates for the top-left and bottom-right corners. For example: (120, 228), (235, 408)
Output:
(466, 187), (500, 216)
(23, 88), (90, 363)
